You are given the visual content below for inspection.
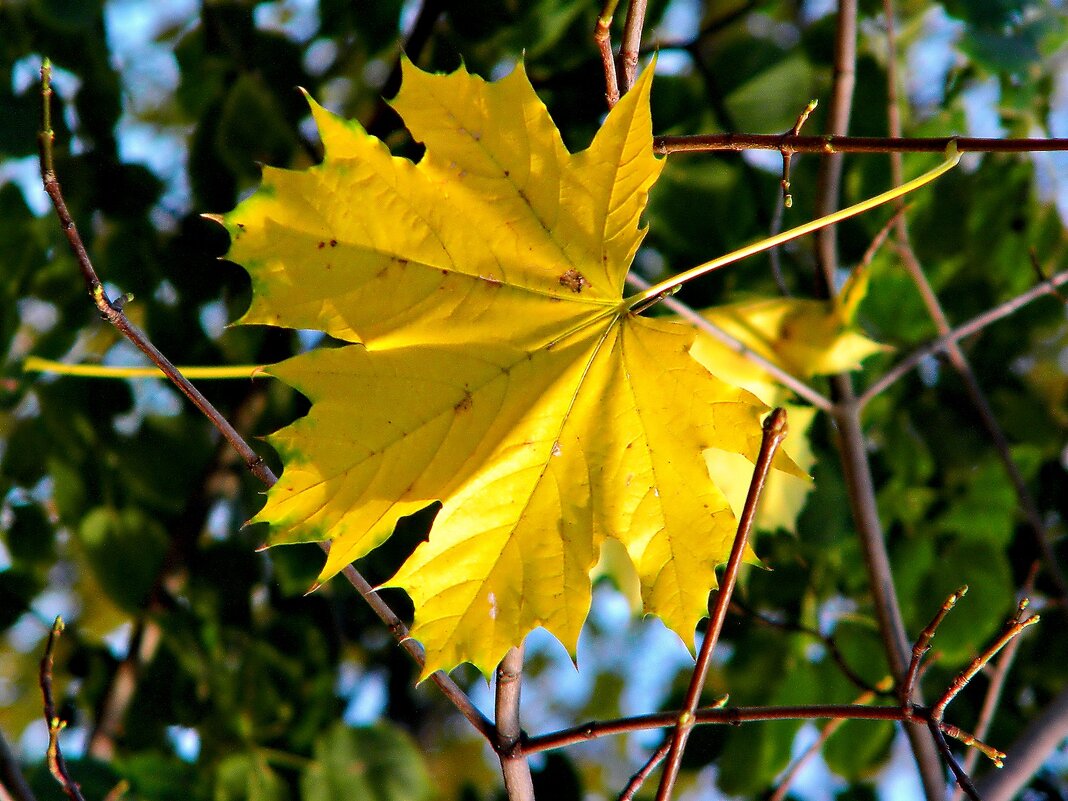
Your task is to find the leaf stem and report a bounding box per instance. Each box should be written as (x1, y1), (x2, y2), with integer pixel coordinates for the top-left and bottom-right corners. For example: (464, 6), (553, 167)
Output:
(623, 274), (835, 412)
(23, 356), (268, 380)
(626, 144), (960, 310)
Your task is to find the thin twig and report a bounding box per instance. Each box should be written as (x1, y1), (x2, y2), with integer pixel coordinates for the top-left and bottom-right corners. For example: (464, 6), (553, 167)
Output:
(38, 619), (86, 801)
(950, 575), (1037, 801)
(37, 61), (275, 489)
(595, 0), (621, 108)
(928, 719), (982, 801)
(654, 133), (1068, 156)
(0, 729), (37, 801)
(618, 0), (647, 95)
(37, 58), (496, 749)
(654, 409), (789, 800)
(523, 701), (988, 753)
(879, 0), (1068, 604)
(733, 599), (890, 696)
(902, 587), (968, 704)
(932, 613), (1040, 721)
(769, 687), (878, 801)
(495, 646), (535, 801)
(856, 268), (1068, 406)
(780, 100), (818, 208)
(623, 274), (834, 412)
(619, 740), (671, 801)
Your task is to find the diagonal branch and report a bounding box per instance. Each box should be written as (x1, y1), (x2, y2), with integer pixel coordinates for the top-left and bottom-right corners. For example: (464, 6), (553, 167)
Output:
(856, 268), (1068, 407)
(0, 723), (38, 801)
(36, 58), (496, 749)
(878, 0), (1068, 603)
(652, 409), (788, 801)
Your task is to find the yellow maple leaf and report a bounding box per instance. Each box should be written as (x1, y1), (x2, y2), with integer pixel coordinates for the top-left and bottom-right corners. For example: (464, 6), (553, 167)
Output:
(217, 61), (868, 677)
(695, 269), (888, 534)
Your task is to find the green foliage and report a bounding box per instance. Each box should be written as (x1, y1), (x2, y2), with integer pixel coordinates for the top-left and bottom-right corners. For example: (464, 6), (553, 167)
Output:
(1, 1), (1066, 800)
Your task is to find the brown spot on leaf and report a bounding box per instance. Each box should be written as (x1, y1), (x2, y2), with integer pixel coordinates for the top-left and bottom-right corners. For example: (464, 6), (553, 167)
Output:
(236, 223), (245, 230)
(454, 390), (473, 413)
(317, 241), (325, 249)
(559, 269), (589, 293)
(329, 239), (337, 247)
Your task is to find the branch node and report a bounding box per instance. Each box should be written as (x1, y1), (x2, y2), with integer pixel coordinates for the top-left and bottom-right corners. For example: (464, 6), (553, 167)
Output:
(780, 99), (818, 208)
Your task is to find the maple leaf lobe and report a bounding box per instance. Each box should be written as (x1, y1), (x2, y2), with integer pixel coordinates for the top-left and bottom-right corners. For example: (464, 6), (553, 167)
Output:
(220, 59), (791, 678)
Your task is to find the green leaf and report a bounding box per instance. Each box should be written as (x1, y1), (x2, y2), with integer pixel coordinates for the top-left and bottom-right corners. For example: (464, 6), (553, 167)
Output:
(301, 723), (432, 801)
(77, 506), (169, 613)
(215, 754), (286, 801)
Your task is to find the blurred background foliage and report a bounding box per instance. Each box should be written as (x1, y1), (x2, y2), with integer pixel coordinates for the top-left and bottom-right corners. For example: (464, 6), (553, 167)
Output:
(1, 1), (1067, 799)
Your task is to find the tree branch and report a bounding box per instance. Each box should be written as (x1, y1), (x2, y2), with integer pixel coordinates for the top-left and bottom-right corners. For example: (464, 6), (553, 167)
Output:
(878, 0), (1068, 603)
(595, 0), (622, 108)
(653, 409), (788, 800)
(810, 4), (945, 797)
(654, 133), (1068, 156)
(36, 58), (496, 749)
(856, 268), (1068, 406)
(38, 619), (86, 801)
(618, 0), (647, 94)
(495, 646), (535, 801)
(0, 729), (37, 801)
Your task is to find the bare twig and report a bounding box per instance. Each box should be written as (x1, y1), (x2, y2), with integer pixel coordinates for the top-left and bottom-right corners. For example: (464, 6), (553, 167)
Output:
(856, 268), (1068, 406)
(654, 133), (1068, 156)
(619, 740), (671, 801)
(37, 58), (496, 749)
(780, 100), (818, 208)
(950, 578), (1036, 801)
(38, 61), (275, 489)
(734, 599), (891, 696)
(928, 719), (981, 801)
(932, 611), (1040, 721)
(653, 409), (789, 800)
(523, 701), (982, 753)
(38, 619), (86, 801)
(495, 646), (535, 801)
(618, 0), (648, 94)
(595, 0), (621, 108)
(902, 587), (968, 703)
